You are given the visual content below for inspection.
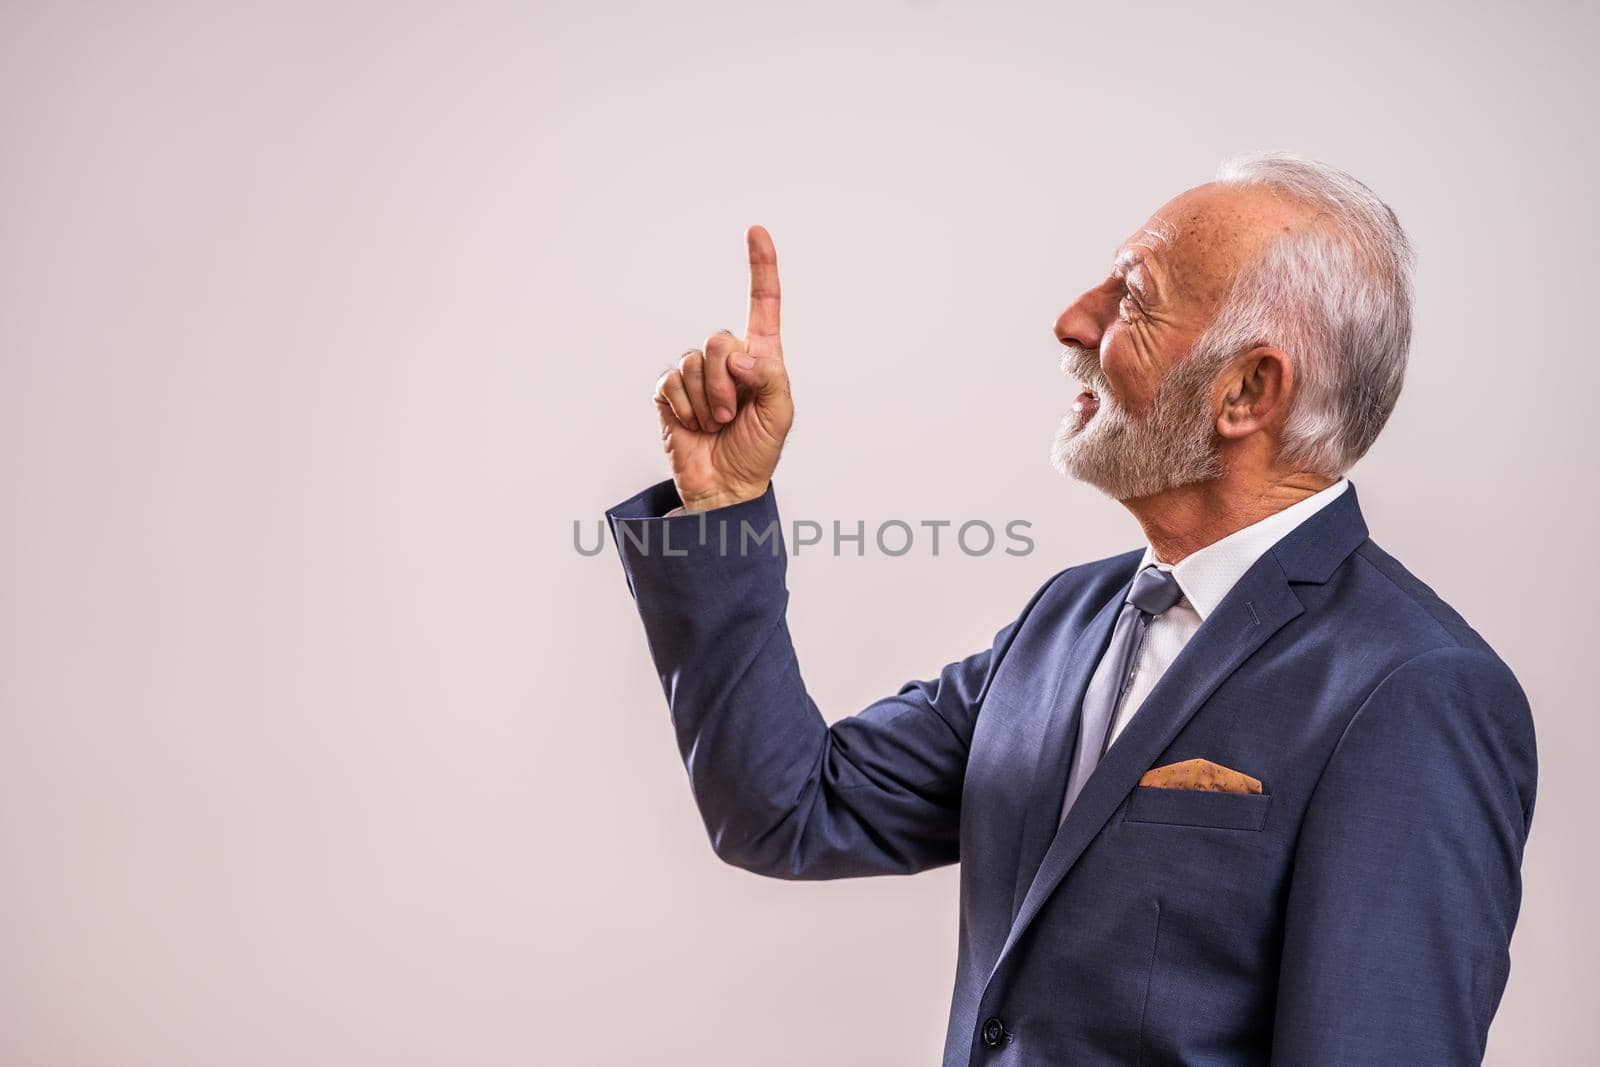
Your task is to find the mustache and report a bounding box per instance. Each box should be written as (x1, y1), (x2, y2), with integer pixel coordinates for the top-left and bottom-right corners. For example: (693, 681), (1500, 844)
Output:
(1058, 344), (1107, 392)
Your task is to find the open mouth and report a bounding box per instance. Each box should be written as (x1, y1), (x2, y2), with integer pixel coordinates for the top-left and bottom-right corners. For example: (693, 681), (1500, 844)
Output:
(1073, 385), (1101, 422)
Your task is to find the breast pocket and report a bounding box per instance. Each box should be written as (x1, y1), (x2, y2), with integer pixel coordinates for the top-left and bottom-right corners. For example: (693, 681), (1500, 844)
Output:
(1124, 785), (1273, 831)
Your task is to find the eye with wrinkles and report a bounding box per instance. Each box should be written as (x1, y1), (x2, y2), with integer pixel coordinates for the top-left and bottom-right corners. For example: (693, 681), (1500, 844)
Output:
(1111, 260), (1151, 322)
(1126, 263), (1152, 298)
(1117, 280), (1143, 322)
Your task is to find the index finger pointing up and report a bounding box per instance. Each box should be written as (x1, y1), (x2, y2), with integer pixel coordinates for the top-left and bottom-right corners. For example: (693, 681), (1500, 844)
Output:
(745, 224), (781, 342)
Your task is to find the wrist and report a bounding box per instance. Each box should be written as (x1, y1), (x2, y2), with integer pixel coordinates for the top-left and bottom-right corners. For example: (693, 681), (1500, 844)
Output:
(678, 482), (768, 513)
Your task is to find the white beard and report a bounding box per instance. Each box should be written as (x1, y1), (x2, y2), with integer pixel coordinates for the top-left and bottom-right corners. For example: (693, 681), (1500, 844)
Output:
(1050, 348), (1224, 501)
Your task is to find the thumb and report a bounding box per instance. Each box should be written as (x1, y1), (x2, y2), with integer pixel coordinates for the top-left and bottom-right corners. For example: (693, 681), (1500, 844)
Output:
(728, 349), (786, 400)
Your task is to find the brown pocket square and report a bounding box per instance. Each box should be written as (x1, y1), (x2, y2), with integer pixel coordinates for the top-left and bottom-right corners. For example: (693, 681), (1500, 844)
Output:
(1139, 758), (1263, 795)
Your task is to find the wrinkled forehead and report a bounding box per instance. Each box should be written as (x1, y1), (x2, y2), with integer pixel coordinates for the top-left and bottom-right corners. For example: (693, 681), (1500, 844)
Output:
(1111, 221), (1178, 275)
(1113, 183), (1307, 308)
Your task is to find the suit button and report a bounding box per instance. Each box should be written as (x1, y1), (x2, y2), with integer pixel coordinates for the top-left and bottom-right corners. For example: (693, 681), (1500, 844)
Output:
(981, 1016), (1007, 1048)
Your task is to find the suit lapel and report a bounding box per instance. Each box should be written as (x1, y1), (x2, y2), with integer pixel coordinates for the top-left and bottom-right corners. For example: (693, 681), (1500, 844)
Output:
(992, 552), (1305, 980)
(988, 480), (1371, 986)
(1008, 572), (1133, 921)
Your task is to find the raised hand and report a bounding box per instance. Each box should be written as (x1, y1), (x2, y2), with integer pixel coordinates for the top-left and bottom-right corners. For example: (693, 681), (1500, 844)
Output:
(653, 225), (795, 511)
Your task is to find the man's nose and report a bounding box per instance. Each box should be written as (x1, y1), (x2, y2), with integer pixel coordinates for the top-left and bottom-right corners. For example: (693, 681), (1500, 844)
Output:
(1054, 286), (1112, 351)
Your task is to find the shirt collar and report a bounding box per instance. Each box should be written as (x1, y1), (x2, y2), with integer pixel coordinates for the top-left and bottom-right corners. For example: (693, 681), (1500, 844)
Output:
(1135, 478), (1351, 620)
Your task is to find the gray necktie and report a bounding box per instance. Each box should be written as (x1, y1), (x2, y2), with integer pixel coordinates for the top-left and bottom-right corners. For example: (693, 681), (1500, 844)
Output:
(1058, 564), (1185, 824)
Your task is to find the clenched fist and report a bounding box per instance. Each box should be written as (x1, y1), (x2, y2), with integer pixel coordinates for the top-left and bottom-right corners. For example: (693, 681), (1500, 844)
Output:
(653, 225), (794, 512)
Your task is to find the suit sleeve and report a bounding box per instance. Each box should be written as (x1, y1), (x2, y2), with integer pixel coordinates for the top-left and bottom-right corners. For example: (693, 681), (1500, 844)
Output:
(605, 478), (1053, 880)
(1270, 645), (1539, 1064)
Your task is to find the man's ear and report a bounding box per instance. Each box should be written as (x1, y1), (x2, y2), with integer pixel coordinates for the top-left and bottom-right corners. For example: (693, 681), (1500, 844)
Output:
(1215, 345), (1292, 441)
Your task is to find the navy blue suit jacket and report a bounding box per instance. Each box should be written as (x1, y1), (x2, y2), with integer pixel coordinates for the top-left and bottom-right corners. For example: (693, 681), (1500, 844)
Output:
(606, 478), (1537, 1065)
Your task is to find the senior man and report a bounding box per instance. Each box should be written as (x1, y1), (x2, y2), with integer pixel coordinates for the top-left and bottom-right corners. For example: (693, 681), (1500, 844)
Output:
(604, 153), (1537, 1065)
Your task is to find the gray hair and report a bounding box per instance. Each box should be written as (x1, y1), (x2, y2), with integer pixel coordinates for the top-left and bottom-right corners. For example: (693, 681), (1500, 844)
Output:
(1196, 152), (1414, 476)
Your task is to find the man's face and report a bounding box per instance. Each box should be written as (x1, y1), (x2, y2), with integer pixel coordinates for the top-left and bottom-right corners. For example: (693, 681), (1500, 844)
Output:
(1049, 183), (1298, 501)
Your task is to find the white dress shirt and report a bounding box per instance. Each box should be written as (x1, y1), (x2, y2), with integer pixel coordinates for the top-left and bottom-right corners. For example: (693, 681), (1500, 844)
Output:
(1099, 478), (1351, 750)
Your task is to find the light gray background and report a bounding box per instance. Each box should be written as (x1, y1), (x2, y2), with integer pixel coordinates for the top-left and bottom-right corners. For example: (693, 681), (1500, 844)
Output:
(3, 1), (1594, 1064)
